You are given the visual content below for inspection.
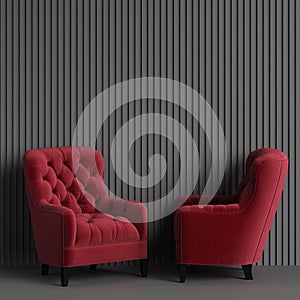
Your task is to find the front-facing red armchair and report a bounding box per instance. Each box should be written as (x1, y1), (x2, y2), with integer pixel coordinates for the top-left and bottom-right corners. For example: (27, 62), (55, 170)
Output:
(174, 148), (288, 282)
(23, 147), (148, 286)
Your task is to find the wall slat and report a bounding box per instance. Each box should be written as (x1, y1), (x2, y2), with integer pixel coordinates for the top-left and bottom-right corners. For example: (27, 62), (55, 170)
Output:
(0, 0), (299, 266)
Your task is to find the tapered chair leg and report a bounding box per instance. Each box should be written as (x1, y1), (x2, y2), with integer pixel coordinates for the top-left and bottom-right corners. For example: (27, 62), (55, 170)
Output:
(140, 259), (148, 277)
(179, 264), (186, 283)
(242, 264), (253, 280)
(61, 267), (69, 287)
(41, 264), (49, 276)
(89, 264), (97, 271)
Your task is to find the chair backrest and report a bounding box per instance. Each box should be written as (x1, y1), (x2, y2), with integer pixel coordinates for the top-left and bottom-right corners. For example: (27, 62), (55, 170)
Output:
(23, 147), (108, 214)
(233, 148), (288, 262)
(236, 148), (288, 209)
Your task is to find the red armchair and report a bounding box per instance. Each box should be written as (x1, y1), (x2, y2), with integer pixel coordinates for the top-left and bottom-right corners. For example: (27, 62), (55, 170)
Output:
(23, 147), (148, 286)
(174, 148), (288, 282)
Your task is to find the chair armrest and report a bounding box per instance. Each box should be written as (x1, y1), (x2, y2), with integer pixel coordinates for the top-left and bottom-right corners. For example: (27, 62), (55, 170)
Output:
(176, 194), (238, 206)
(97, 196), (148, 240)
(174, 204), (241, 243)
(207, 194), (238, 205)
(36, 201), (76, 248)
(29, 200), (76, 266)
(173, 205), (255, 264)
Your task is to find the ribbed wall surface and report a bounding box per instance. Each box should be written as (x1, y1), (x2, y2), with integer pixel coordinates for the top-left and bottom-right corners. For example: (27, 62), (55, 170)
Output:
(0, 0), (299, 266)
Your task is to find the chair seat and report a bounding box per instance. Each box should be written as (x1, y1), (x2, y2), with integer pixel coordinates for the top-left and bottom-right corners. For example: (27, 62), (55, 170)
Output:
(75, 213), (141, 247)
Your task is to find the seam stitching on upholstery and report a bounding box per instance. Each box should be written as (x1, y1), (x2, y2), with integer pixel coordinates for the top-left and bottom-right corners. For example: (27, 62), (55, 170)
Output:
(64, 240), (147, 250)
(61, 211), (65, 265)
(252, 162), (283, 263)
(180, 211), (183, 262)
(98, 222), (103, 245)
(88, 222), (93, 246)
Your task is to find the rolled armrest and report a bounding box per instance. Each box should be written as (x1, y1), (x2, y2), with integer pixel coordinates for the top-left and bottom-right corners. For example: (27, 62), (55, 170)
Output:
(208, 194), (238, 205)
(28, 200), (76, 266)
(176, 194), (238, 207)
(174, 204), (256, 265)
(97, 196), (148, 240)
(174, 204), (240, 244)
(174, 204), (241, 243)
(36, 201), (76, 247)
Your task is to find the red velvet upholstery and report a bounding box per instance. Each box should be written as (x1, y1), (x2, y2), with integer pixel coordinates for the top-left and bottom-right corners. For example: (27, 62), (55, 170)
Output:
(23, 147), (147, 268)
(174, 148), (288, 266)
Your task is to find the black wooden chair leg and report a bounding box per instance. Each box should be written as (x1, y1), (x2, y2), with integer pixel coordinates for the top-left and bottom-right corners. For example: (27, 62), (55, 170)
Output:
(242, 264), (253, 280)
(140, 259), (148, 277)
(61, 267), (69, 287)
(41, 264), (49, 276)
(179, 264), (186, 283)
(89, 264), (97, 271)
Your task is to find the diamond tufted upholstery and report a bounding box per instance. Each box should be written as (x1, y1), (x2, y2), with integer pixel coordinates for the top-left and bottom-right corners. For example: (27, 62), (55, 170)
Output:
(24, 147), (107, 213)
(75, 213), (140, 247)
(174, 148), (288, 272)
(23, 147), (147, 273)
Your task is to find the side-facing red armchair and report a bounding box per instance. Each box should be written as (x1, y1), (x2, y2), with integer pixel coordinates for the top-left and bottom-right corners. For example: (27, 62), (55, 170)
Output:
(23, 147), (148, 286)
(174, 148), (288, 282)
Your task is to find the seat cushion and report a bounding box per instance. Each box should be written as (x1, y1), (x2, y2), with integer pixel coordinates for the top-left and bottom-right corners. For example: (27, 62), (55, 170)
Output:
(75, 213), (140, 247)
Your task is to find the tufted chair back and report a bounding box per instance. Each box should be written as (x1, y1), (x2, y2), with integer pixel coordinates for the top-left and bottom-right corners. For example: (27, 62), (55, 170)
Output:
(23, 147), (108, 214)
(235, 148), (288, 209)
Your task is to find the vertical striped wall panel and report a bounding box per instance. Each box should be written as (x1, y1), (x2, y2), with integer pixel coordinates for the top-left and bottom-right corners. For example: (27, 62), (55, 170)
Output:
(0, 0), (299, 266)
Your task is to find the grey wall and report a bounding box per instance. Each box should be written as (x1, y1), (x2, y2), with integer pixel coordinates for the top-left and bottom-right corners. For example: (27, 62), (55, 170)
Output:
(0, 0), (299, 266)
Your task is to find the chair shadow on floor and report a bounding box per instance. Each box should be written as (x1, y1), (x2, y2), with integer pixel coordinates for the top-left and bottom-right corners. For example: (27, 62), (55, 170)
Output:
(0, 264), (246, 287)
(149, 265), (245, 283)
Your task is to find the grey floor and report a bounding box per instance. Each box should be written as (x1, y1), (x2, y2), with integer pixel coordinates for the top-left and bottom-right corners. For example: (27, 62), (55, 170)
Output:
(0, 265), (299, 300)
